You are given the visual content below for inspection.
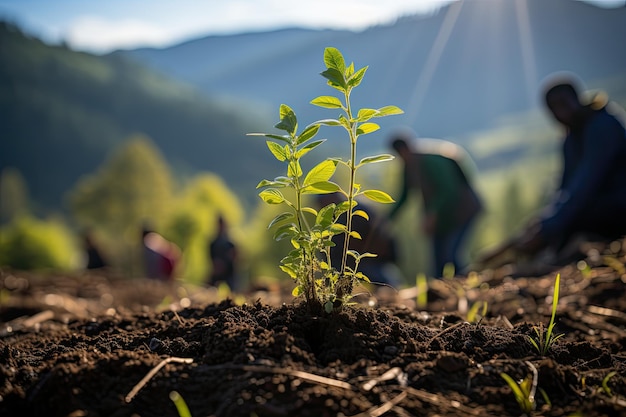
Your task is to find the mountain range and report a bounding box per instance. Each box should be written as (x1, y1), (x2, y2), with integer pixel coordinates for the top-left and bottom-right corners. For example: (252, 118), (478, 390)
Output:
(2, 0), (626, 215)
(114, 0), (626, 145)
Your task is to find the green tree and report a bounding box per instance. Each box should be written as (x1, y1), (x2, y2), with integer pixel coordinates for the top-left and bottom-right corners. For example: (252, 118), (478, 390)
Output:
(0, 215), (78, 270)
(0, 167), (30, 225)
(69, 135), (174, 273)
(164, 173), (244, 284)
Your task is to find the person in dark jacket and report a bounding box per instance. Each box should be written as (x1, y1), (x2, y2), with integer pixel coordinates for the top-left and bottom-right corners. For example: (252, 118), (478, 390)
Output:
(389, 134), (483, 277)
(83, 231), (107, 270)
(207, 216), (238, 289)
(517, 77), (626, 254)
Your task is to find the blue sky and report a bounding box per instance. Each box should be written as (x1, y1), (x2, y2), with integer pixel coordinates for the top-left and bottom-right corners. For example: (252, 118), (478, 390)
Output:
(0, 0), (624, 53)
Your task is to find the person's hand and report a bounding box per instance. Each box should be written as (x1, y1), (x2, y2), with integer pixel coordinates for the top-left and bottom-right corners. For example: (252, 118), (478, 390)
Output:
(422, 213), (437, 236)
(515, 222), (545, 254)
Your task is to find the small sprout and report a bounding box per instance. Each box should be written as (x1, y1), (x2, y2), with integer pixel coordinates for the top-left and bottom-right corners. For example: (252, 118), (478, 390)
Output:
(169, 391), (192, 417)
(416, 273), (428, 309)
(528, 273), (564, 356)
(443, 262), (456, 279)
(466, 300), (488, 324)
(576, 260), (592, 278)
(500, 361), (538, 414)
(602, 371), (617, 397)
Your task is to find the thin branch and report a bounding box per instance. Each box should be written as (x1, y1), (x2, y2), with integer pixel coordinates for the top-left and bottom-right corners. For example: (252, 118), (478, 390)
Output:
(351, 391), (408, 417)
(125, 357), (194, 403)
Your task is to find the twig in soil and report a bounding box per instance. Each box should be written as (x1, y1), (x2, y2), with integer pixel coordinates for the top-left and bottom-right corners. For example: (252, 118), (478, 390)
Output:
(125, 357), (194, 403)
(403, 386), (483, 415)
(362, 367), (405, 391)
(240, 365), (353, 390)
(350, 391), (408, 417)
(22, 310), (55, 327)
(172, 310), (185, 325)
(586, 305), (626, 323)
(426, 321), (468, 349)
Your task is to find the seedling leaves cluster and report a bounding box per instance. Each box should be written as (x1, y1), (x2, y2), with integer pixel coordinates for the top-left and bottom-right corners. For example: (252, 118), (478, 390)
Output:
(250, 47), (403, 313)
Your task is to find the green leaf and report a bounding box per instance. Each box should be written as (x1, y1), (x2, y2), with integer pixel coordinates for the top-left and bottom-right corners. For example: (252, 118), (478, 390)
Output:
(288, 160), (302, 178)
(336, 200), (356, 214)
(274, 223), (298, 241)
(301, 207), (318, 216)
(296, 139), (325, 158)
(349, 231), (362, 240)
(302, 181), (341, 195)
(316, 119), (342, 126)
(297, 124), (320, 145)
(321, 68), (347, 89)
(280, 265), (297, 279)
(358, 154), (394, 166)
(345, 62), (354, 77)
(275, 104), (298, 135)
(259, 189), (285, 204)
(292, 285), (303, 296)
(348, 66), (367, 88)
(339, 115), (351, 130)
(266, 141), (287, 161)
(256, 177), (291, 188)
(311, 96), (343, 109)
(324, 47), (346, 73)
(268, 212), (294, 229)
(375, 105), (404, 117)
(355, 272), (371, 283)
(316, 204), (335, 228)
(356, 108), (378, 122)
(356, 123), (380, 135)
(353, 209), (369, 220)
(329, 223), (347, 234)
(303, 160), (337, 187)
(247, 132), (290, 143)
(362, 189), (395, 203)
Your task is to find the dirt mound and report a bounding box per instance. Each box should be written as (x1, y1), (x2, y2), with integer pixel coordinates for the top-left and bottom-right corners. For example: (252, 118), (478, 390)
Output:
(1, 241), (625, 416)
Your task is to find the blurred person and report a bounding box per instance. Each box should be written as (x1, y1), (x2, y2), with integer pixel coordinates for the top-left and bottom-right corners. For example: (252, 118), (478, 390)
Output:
(388, 133), (483, 277)
(514, 75), (626, 256)
(317, 193), (402, 288)
(142, 226), (180, 281)
(83, 231), (107, 270)
(207, 216), (238, 290)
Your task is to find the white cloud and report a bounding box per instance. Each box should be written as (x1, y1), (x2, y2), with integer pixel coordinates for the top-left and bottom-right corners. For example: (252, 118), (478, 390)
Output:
(62, 0), (454, 53)
(65, 16), (173, 52)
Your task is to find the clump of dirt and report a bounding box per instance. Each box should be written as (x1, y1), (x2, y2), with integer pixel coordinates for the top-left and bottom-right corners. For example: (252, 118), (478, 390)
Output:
(1, 239), (625, 416)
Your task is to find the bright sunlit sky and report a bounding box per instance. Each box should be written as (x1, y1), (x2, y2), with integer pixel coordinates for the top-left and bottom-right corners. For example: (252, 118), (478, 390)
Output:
(0, 0), (624, 53)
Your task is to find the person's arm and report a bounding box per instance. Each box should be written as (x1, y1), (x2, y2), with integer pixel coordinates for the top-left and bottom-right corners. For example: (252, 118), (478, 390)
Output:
(540, 114), (625, 239)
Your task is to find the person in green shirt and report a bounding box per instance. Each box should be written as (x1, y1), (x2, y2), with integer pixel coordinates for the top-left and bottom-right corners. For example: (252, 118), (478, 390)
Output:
(389, 134), (483, 277)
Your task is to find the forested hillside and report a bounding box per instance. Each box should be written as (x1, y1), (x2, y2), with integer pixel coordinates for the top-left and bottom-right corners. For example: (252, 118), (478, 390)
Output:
(0, 22), (275, 212)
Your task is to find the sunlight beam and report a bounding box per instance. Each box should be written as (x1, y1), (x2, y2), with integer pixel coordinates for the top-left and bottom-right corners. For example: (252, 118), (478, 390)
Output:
(405, 0), (464, 125)
(515, 0), (538, 107)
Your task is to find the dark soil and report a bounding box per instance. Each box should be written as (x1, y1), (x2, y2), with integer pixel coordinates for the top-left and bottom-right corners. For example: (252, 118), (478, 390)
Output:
(1, 240), (626, 417)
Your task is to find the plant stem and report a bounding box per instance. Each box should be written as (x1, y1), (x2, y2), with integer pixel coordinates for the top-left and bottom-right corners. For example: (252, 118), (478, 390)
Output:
(338, 88), (356, 300)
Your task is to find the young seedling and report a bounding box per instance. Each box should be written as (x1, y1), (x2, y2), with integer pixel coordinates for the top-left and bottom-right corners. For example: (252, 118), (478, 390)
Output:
(528, 273), (564, 356)
(416, 273), (428, 309)
(500, 361), (538, 414)
(466, 300), (488, 324)
(250, 47), (402, 313)
(601, 371), (617, 397)
(169, 391), (192, 417)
